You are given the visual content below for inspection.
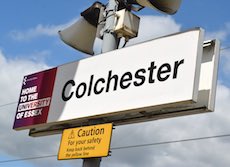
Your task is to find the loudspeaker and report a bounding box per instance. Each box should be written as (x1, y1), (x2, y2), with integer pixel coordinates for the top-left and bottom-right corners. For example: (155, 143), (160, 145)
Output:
(58, 18), (96, 55)
(58, 2), (105, 55)
(135, 0), (182, 14)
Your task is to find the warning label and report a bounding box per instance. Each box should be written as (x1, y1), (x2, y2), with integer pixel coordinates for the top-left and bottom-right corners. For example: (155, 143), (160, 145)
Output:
(58, 123), (113, 160)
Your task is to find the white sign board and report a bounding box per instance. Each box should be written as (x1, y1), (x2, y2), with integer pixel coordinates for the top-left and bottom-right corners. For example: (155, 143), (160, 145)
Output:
(13, 28), (220, 136)
(49, 28), (203, 120)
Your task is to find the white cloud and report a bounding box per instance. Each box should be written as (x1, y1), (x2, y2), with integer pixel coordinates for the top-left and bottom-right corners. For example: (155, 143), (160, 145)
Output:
(206, 30), (228, 42)
(0, 50), (62, 166)
(203, 22), (230, 80)
(9, 14), (181, 55)
(0, 50), (49, 104)
(204, 22), (230, 75)
(128, 15), (181, 45)
(220, 49), (230, 75)
(94, 15), (181, 55)
(9, 18), (78, 41)
(205, 23), (230, 42)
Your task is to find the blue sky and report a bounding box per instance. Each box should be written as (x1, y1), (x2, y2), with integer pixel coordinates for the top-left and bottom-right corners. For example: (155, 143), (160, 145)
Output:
(1, 0), (230, 66)
(1, 1), (230, 167)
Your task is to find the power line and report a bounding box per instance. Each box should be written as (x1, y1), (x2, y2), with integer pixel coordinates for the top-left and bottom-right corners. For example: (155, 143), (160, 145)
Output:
(0, 101), (17, 108)
(0, 134), (230, 164)
(112, 134), (230, 150)
(221, 46), (230, 51)
(0, 155), (56, 164)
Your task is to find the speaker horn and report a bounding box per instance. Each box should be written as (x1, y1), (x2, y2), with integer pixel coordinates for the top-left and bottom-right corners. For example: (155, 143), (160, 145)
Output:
(58, 18), (96, 55)
(58, 2), (105, 55)
(132, 0), (182, 14)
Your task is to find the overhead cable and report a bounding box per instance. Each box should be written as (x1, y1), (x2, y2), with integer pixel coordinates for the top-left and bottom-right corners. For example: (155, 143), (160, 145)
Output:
(0, 134), (230, 164)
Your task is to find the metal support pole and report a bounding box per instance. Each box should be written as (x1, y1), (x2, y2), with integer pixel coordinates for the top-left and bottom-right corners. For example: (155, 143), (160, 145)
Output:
(82, 0), (120, 167)
(82, 158), (101, 167)
(101, 0), (120, 53)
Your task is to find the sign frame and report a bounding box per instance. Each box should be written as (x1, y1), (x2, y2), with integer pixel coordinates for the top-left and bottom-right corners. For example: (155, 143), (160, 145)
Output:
(11, 28), (220, 137)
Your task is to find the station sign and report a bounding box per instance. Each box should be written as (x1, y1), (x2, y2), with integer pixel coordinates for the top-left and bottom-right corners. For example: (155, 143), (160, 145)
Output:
(58, 123), (113, 160)
(12, 28), (220, 137)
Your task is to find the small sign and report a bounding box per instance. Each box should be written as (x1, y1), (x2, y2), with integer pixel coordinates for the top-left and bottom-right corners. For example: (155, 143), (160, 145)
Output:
(58, 123), (113, 160)
(13, 68), (57, 129)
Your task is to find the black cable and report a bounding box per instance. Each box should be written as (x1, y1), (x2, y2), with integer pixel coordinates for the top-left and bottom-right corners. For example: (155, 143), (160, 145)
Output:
(0, 155), (56, 164)
(221, 46), (230, 51)
(121, 39), (129, 48)
(0, 134), (230, 164)
(111, 134), (230, 150)
(0, 101), (17, 108)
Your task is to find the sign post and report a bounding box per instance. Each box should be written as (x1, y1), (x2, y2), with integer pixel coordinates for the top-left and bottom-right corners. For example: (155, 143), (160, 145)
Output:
(83, 0), (120, 166)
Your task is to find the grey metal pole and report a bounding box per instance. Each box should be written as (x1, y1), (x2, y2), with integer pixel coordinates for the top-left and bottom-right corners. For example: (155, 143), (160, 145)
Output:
(101, 0), (120, 53)
(82, 0), (120, 167)
(82, 158), (101, 167)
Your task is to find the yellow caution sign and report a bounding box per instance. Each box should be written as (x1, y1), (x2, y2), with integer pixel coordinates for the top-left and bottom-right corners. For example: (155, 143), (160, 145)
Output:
(58, 123), (113, 160)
